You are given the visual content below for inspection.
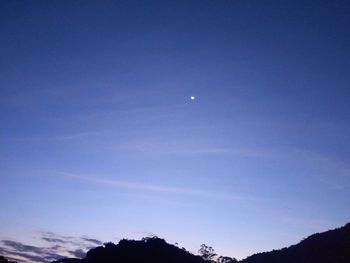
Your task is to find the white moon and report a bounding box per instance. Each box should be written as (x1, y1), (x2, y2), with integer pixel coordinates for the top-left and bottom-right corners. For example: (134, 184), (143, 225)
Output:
(190, 96), (195, 100)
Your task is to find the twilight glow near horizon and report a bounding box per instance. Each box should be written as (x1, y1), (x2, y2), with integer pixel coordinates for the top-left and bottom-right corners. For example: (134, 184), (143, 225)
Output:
(0, 1), (349, 262)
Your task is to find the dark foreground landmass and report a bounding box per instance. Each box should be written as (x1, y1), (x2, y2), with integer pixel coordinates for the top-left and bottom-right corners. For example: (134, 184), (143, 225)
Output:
(53, 237), (210, 263)
(240, 222), (350, 263)
(1, 223), (349, 263)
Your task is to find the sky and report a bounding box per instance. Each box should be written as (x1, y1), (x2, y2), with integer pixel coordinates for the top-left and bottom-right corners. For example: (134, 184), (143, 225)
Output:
(1, 0), (350, 262)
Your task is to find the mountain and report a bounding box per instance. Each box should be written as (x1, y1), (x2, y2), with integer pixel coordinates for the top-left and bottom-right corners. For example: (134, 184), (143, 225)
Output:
(3, 222), (347, 263)
(51, 223), (350, 263)
(53, 237), (206, 263)
(241, 223), (350, 263)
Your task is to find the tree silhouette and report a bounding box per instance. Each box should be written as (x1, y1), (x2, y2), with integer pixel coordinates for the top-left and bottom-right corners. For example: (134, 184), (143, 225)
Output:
(79, 237), (206, 263)
(217, 256), (237, 263)
(198, 244), (217, 262)
(51, 223), (350, 263)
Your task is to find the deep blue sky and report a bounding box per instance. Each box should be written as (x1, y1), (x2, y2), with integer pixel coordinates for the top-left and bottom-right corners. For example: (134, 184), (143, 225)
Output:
(1, 1), (350, 262)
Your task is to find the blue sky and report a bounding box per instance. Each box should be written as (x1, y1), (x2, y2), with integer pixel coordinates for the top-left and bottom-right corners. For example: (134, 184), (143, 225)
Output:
(1, 0), (350, 262)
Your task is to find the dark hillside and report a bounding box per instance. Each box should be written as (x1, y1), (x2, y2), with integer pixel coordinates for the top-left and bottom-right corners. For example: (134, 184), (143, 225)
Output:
(53, 237), (206, 263)
(52, 223), (350, 263)
(241, 223), (350, 263)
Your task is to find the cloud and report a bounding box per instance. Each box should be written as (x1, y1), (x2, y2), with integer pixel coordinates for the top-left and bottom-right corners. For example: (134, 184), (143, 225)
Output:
(80, 238), (103, 246)
(41, 238), (67, 244)
(2, 250), (51, 263)
(281, 216), (337, 232)
(0, 232), (103, 263)
(2, 240), (47, 255)
(0, 240), (62, 263)
(68, 249), (86, 258)
(50, 171), (257, 202)
(302, 152), (350, 189)
(40, 232), (76, 246)
(109, 135), (275, 158)
(274, 149), (350, 190)
(40, 232), (103, 248)
(17, 131), (104, 142)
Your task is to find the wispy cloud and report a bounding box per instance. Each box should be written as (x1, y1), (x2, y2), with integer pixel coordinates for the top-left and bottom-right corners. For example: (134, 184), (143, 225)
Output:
(17, 131), (104, 142)
(41, 238), (66, 244)
(0, 232), (103, 263)
(111, 139), (350, 190)
(49, 171), (257, 202)
(68, 249), (85, 258)
(281, 216), (339, 233)
(84, 102), (186, 120)
(110, 136), (276, 158)
(0, 240), (62, 263)
(40, 232), (103, 247)
(80, 238), (103, 246)
(278, 149), (350, 189)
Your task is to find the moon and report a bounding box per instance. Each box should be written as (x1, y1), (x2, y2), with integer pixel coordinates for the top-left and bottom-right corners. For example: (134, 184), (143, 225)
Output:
(190, 96), (195, 100)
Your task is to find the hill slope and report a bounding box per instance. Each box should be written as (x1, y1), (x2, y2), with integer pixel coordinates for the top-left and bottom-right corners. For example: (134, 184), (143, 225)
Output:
(241, 223), (350, 263)
(53, 237), (206, 263)
(51, 223), (350, 263)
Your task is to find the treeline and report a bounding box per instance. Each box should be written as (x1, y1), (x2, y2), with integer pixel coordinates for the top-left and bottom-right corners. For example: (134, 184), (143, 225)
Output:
(53, 223), (350, 263)
(52, 237), (236, 263)
(1, 222), (349, 263)
(240, 223), (350, 263)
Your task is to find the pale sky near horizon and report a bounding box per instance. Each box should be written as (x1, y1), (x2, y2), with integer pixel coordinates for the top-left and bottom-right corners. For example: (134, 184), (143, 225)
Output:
(1, 1), (350, 262)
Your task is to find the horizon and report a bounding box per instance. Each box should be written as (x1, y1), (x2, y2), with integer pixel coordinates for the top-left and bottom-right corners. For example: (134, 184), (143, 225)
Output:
(0, 223), (349, 263)
(1, 1), (350, 262)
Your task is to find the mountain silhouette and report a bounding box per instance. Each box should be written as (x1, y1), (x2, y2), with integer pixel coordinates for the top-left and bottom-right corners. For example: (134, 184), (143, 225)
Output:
(1, 223), (349, 263)
(53, 237), (206, 263)
(241, 223), (350, 263)
(51, 223), (349, 263)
